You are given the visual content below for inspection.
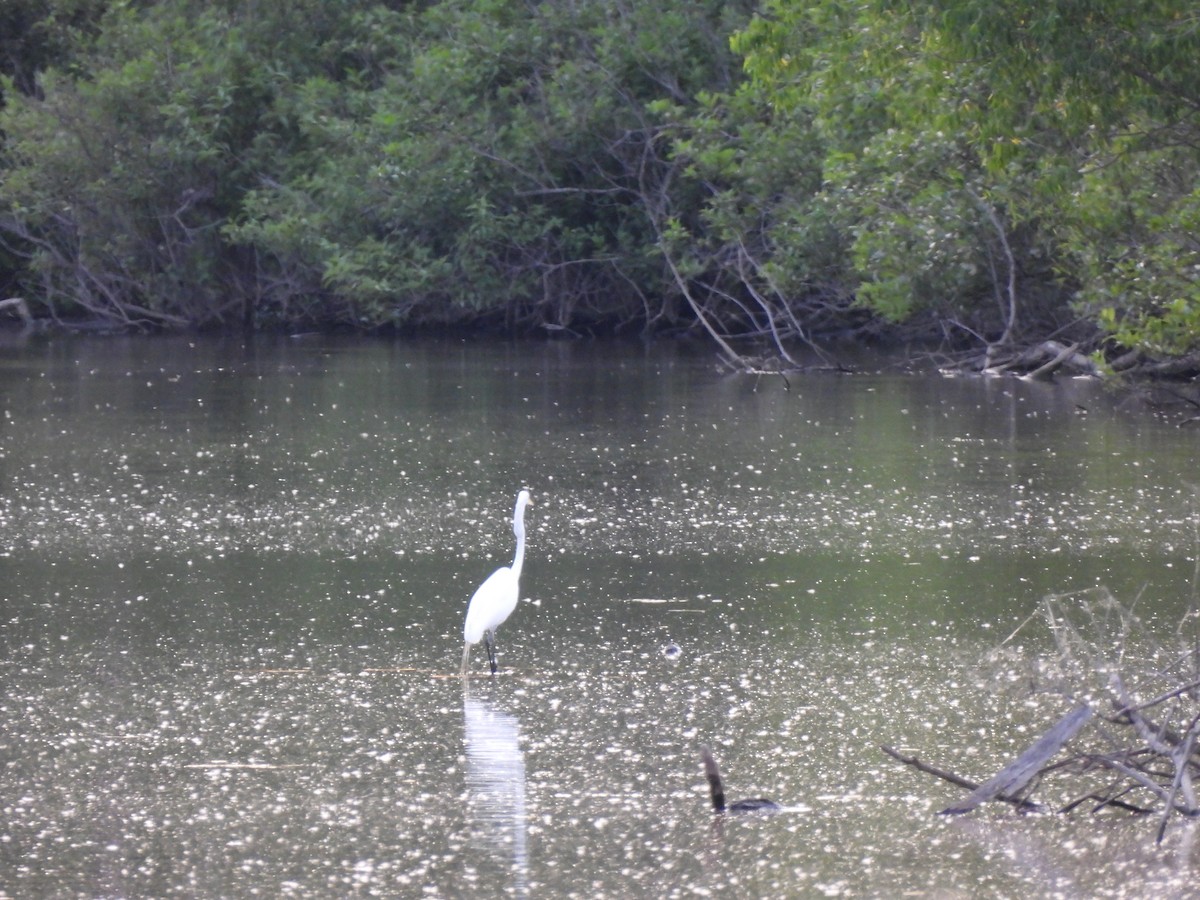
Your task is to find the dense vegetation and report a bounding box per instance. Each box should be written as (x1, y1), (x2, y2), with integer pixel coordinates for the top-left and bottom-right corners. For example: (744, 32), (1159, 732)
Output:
(1, 1), (1198, 367)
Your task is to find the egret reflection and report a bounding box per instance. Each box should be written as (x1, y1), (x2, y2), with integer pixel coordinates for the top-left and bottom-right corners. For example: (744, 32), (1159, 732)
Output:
(463, 693), (529, 895)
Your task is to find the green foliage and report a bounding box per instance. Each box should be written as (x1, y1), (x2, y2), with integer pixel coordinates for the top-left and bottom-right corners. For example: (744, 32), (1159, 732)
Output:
(1, 0), (1198, 360)
(230, 0), (755, 329)
(683, 1), (1010, 333)
(1069, 137), (1200, 355)
(0, 0), (108, 99)
(711, 0), (1200, 354)
(0, 0), (402, 325)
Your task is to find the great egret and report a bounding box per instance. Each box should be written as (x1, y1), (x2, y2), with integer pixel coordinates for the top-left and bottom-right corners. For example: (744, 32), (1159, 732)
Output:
(461, 489), (531, 675)
(700, 745), (780, 814)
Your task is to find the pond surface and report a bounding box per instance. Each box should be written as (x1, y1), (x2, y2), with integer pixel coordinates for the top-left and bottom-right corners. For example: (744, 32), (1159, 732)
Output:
(1, 334), (1198, 898)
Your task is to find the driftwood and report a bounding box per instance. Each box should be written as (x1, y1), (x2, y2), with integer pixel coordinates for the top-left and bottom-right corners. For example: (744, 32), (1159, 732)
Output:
(1135, 353), (1200, 380)
(981, 340), (1101, 379)
(0, 297), (32, 328)
(880, 745), (1044, 813)
(938, 703), (1093, 815)
(885, 590), (1200, 841)
(936, 337), (1105, 380)
(1019, 341), (1095, 381)
(1107, 347), (1200, 380)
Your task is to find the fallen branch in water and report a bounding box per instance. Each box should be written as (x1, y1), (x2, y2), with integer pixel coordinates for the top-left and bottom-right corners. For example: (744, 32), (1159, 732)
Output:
(938, 703), (1092, 815)
(885, 589), (1200, 841)
(880, 745), (1044, 812)
(0, 297), (32, 328)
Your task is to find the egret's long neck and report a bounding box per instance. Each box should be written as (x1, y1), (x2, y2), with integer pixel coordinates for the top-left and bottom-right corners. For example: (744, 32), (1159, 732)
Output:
(510, 503), (527, 577)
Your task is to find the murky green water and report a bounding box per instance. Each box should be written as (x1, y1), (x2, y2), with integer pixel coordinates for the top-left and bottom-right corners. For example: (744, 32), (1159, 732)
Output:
(2, 334), (1198, 897)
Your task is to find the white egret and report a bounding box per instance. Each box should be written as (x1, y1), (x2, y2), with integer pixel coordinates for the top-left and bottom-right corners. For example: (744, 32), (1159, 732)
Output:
(461, 489), (532, 675)
(700, 745), (780, 814)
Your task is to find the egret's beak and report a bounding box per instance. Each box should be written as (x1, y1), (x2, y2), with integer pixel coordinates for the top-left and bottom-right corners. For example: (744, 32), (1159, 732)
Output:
(460, 642), (471, 675)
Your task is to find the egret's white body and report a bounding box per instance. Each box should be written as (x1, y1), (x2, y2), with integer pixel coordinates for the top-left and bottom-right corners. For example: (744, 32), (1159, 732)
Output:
(461, 490), (531, 674)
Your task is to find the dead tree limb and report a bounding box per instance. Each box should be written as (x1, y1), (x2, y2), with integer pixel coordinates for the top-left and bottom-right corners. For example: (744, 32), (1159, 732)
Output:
(880, 745), (1044, 813)
(1021, 341), (1088, 381)
(0, 297), (32, 328)
(939, 703), (1093, 815)
(887, 590), (1200, 840)
(1158, 714), (1200, 843)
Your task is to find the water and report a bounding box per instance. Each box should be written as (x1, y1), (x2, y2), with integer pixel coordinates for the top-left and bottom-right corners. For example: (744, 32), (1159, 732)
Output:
(1, 334), (1199, 898)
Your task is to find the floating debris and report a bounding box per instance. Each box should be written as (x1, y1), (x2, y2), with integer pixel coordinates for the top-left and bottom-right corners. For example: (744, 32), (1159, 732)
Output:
(885, 588), (1200, 842)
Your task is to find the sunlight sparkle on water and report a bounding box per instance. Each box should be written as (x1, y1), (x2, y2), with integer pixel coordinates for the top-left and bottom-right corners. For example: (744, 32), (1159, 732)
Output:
(2, 338), (1198, 897)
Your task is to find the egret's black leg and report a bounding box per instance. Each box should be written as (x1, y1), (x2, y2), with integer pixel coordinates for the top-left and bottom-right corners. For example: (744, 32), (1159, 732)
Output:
(484, 630), (498, 674)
